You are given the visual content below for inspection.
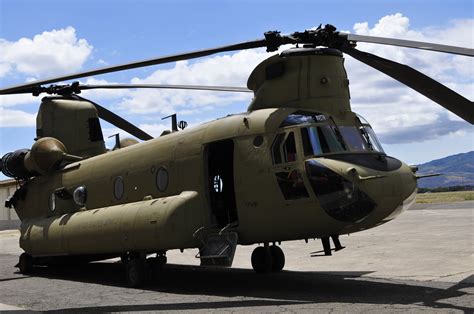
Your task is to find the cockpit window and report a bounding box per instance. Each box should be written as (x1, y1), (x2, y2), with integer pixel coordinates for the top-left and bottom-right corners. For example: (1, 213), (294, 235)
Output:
(272, 133), (285, 164)
(284, 132), (297, 162)
(275, 170), (309, 200)
(276, 111), (384, 157)
(271, 132), (297, 164)
(338, 126), (368, 151)
(362, 126), (384, 153)
(301, 126), (345, 156)
(280, 111), (326, 127)
(356, 115), (385, 153)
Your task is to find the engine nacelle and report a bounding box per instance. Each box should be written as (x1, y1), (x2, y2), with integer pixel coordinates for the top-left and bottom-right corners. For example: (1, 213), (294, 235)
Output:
(0, 149), (34, 179)
(0, 137), (81, 179)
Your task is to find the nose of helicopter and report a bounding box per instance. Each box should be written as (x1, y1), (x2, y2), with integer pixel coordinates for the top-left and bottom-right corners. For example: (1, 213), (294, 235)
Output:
(305, 155), (417, 230)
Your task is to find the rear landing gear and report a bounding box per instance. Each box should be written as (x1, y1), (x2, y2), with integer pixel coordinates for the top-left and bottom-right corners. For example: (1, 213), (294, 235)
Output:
(148, 252), (167, 278)
(251, 244), (285, 273)
(155, 253), (167, 266)
(18, 253), (34, 274)
(125, 257), (150, 287)
(124, 252), (167, 287)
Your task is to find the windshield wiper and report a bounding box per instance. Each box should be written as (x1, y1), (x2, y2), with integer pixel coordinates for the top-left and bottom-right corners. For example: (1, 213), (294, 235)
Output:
(359, 127), (374, 151)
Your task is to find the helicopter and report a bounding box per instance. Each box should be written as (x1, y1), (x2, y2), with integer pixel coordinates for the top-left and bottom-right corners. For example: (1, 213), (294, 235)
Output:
(0, 25), (472, 287)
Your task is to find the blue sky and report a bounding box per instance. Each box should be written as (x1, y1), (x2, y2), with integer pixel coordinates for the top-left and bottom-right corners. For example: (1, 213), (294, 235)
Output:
(0, 0), (473, 179)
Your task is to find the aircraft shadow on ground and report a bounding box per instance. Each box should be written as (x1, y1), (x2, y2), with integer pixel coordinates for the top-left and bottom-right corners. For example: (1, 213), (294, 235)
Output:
(19, 261), (472, 313)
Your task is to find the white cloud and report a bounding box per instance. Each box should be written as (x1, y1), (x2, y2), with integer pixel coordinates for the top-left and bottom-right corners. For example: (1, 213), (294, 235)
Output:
(79, 78), (130, 100)
(345, 13), (473, 144)
(102, 122), (169, 145)
(65, 50), (268, 116)
(0, 108), (36, 127)
(354, 13), (419, 38)
(116, 49), (274, 115)
(0, 27), (92, 78)
(139, 123), (172, 137)
(106, 14), (472, 145)
(0, 63), (11, 77)
(0, 94), (39, 107)
(1, 15), (471, 147)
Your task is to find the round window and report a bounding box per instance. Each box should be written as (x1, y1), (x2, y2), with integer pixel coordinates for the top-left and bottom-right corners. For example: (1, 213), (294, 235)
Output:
(156, 167), (169, 192)
(114, 176), (124, 200)
(253, 135), (264, 147)
(73, 186), (87, 206)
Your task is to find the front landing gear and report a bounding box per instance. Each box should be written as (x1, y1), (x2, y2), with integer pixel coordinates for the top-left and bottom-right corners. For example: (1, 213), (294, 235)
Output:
(270, 245), (285, 272)
(124, 252), (167, 287)
(251, 244), (285, 273)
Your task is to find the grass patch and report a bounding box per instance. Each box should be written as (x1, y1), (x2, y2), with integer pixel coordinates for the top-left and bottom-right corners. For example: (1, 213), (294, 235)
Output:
(464, 194), (474, 201)
(416, 191), (474, 203)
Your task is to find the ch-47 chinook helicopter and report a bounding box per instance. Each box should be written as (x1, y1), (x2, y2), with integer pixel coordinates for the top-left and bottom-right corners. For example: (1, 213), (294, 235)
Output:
(1, 25), (473, 287)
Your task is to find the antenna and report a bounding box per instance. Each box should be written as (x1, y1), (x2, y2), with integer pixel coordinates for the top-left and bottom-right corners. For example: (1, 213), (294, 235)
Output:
(162, 114), (178, 132)
(108, 133), (121, 150)
(162, 114), (188, 132)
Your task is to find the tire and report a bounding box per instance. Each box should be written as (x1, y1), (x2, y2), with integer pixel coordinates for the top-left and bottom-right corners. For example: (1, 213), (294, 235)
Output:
(270, 246), (285, 272)
(120, 254), (129, 264)
(156, 255), (167, 265)
(147, 256), (166, 280)
(18, 253), (33, 274)
(251, 246), (272, 273)
(126, 259), (148, 287)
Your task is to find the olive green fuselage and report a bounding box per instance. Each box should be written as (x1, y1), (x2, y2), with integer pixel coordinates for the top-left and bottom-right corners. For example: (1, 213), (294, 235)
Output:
(14, 47), (417, 259)
(16, 107), (417, 257)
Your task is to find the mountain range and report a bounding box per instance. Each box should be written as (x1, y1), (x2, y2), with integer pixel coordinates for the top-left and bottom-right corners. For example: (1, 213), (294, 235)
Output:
(416, 151), (474, 188)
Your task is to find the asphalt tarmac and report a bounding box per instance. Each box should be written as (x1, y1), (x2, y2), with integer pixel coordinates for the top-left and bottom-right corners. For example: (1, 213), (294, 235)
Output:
(0, 201), (473, 313)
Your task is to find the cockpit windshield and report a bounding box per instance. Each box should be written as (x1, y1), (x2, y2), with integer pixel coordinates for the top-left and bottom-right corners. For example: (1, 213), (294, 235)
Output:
(356, 115), (384, 153)
(301, 126), (345, 155)
(279, 111), (384, 156)
(338, 126), (368, 151)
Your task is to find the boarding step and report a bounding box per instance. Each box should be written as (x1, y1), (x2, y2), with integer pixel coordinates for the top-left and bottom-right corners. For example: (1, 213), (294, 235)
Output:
(197, 232), (238, 267)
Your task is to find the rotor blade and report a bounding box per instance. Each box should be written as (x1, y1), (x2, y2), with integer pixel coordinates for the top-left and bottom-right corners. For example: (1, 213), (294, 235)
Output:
(343, 33), (474, 57)
(79, 84), (252, 93)
(342, 47), (474, 124)
(0, 39), (268, 95)
(74, 95), (153, 141)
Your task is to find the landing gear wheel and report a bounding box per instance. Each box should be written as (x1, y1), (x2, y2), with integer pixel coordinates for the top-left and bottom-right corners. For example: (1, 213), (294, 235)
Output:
(120, 253), (129, 264)
(156, 254), (167, 265)
(18, 253), (33, 274)
(270, 246), (285, 272)
(126, 258), (149, 287)
(148, 253), (167, 280)
(251, 246), (272, 273)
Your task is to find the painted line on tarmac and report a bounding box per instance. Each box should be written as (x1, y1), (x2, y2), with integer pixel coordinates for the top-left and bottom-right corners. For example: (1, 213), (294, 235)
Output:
(0, 303), (26, 311)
